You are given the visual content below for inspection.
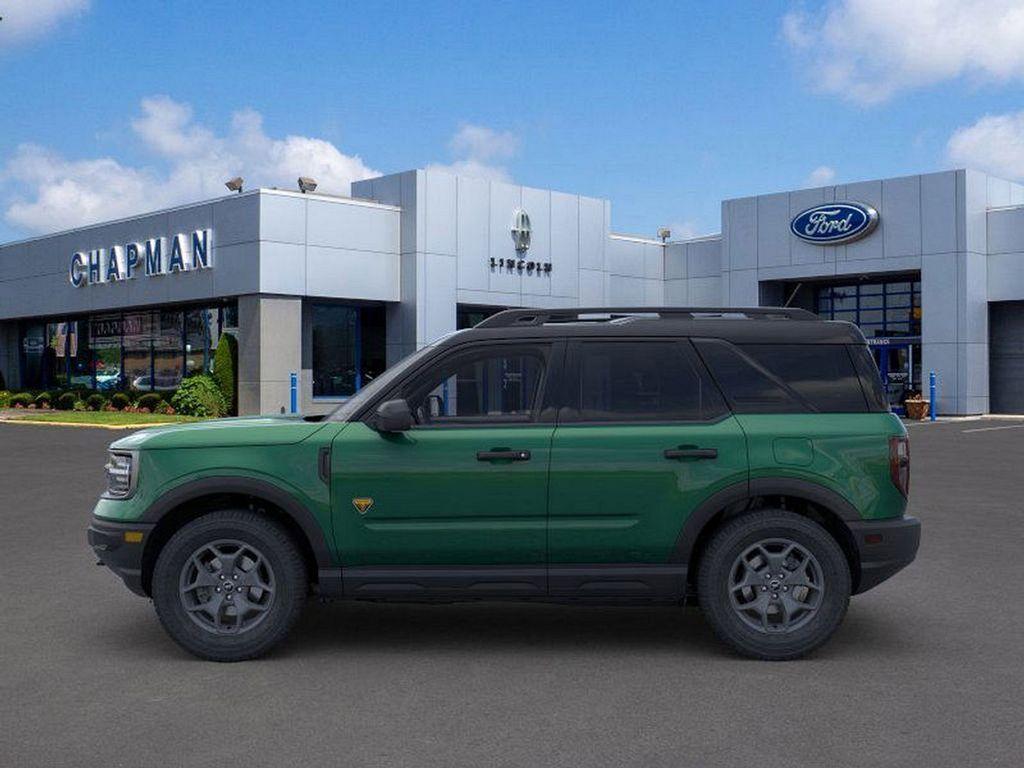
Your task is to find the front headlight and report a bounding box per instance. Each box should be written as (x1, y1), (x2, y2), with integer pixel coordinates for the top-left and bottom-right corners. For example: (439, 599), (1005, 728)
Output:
(104, 451), (137, 499)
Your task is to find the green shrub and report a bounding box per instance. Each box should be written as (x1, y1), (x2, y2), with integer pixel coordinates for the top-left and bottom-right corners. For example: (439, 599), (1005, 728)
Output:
(171, 375), (225, 417)
(35, 392), (52, 408)
(56, 392), (77, 410)
(86, 394), (106, 411)
(213, 332), (238, 416)
(10, 392), (33, 407)
(137, 393), (164, 412)
(73, 399), (88, 411)
(0, 390), (9, 408)
(110, 392), (131, 410)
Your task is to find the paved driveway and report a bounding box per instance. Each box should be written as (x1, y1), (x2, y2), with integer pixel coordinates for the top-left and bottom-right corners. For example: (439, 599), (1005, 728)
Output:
(1, 419), (1022, 767)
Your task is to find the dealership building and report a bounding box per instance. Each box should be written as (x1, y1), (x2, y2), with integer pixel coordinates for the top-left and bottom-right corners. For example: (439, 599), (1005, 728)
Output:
(1, 166), (1023, 415)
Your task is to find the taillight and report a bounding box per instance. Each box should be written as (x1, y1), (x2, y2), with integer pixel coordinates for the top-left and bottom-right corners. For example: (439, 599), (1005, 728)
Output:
(889, 436), (910, 498)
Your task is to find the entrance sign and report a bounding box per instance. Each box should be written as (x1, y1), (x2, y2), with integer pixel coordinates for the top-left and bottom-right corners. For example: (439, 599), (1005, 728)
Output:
(70, 229), (212, 287)
(790, 202), (878, 245)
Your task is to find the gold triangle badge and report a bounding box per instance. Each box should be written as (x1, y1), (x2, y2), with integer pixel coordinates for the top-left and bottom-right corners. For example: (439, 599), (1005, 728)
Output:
(352, 497), (374, 515)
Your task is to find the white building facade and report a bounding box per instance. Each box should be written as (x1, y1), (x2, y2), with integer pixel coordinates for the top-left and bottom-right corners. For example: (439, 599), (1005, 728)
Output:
(2, 167), (1023, 415)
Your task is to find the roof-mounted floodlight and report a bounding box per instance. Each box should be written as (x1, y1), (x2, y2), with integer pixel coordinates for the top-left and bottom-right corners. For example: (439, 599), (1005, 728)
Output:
(298, 176), (318, 194)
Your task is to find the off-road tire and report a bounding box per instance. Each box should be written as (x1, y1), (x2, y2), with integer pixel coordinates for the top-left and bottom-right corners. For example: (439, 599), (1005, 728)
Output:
(151, 510), (307, 662)
(697, 509), (851, 660)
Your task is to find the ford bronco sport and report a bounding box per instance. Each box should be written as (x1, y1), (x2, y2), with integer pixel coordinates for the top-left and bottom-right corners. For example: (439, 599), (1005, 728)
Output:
(88, 307), (920, 661)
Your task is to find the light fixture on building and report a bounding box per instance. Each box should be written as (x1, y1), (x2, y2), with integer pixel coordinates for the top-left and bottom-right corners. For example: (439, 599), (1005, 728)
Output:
(225, 177), (244, 194)
(298, 177), (318, 194)
(658, 227), (671, 242)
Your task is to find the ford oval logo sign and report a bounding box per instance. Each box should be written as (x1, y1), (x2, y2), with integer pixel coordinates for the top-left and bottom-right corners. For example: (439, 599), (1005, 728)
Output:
(790, 202), (879, 245)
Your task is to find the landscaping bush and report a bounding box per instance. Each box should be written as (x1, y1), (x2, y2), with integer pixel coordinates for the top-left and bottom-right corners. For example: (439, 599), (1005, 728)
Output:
(56, 392), (77, 411)
(73, 399), (88, 411)
(137, 393), (164, 412)
(213, 332), (238, 416)
(171, 374), (225, 417)
(35, 392), (52, 408)
(10, 392), (33, 408)
(0, 390), (10, 408)
(154, 401), (175, 415)
(86, 394), (106, 411)
(110, 392), (131, 410)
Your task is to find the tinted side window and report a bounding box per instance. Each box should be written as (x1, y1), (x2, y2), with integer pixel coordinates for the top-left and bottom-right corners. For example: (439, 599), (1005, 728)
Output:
(694, 339), (871, 413)
(740, 344), (869, 412)
(568, 341), (726, 422)
(848, 344), (890, 412)
(401, 345), (548, 425)
(693, 339), (804, 413)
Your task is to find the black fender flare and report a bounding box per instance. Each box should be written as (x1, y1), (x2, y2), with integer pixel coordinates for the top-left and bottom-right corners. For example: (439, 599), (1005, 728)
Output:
(139, 476), (334, 569)
(670, 477), (860, 564)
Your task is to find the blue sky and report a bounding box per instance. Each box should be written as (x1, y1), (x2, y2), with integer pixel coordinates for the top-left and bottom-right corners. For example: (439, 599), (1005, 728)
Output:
(2, 0), (1024, 244)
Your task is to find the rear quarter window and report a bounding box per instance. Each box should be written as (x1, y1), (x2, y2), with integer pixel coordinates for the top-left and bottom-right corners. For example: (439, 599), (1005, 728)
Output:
(693, 339), (879, 413)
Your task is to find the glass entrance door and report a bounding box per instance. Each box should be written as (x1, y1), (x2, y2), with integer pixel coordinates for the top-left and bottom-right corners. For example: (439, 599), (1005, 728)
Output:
(870, 339), (918, 414)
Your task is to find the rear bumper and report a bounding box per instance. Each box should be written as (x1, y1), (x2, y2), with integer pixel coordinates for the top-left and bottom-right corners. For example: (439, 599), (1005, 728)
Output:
(849, 515), (921, 594)
(87, 518), (155, 597)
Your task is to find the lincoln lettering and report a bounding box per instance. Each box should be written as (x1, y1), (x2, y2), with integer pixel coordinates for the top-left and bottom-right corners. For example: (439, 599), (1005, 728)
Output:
(69, 229), (212, 287)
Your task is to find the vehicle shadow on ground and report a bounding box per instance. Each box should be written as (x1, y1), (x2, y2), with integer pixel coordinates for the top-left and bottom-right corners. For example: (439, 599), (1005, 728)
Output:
(88, 597), (924, 663)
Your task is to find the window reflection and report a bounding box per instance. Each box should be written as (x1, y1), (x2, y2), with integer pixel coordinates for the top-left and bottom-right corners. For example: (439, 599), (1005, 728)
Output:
(17, 302), (235, 392)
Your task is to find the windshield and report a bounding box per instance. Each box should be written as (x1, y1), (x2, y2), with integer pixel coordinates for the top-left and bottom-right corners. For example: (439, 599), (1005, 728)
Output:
(327, 331), (466, 422)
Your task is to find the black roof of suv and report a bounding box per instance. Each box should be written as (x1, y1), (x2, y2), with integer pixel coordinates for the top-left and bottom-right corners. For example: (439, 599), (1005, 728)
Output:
(462, 307), (865, 345)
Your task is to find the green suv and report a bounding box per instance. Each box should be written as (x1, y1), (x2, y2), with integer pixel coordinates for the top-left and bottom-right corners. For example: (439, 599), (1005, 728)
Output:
(88, 307), (920, 661)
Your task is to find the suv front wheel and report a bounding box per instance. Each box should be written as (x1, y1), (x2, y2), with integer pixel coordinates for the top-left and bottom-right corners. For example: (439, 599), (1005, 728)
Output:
(151, 510), (307, 662)
(697, 510), (851, 660)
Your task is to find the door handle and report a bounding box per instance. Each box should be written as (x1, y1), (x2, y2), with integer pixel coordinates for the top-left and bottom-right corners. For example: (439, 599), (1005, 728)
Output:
(664, 447), (718, 460)
(476, 449), (531, 462)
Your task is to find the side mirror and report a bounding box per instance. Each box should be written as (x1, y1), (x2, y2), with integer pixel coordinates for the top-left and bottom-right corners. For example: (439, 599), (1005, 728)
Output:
(374, 398), (413, 432)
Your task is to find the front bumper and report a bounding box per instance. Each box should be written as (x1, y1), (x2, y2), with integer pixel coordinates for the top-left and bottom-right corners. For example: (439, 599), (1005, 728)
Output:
(849, 515), (921, 594)
(87, 517), (156, 597)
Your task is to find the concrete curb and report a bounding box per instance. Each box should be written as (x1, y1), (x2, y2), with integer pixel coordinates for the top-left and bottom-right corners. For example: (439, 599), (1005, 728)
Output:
(0, 418), (163, 430)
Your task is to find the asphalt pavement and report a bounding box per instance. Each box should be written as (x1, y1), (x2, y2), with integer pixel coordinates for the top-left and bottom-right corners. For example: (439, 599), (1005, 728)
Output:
(1, 418), (1022, 767)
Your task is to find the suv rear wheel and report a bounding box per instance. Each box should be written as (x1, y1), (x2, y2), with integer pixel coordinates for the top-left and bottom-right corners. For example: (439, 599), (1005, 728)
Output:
(151, 510), (307, 662)
(697, 509), (851, 660)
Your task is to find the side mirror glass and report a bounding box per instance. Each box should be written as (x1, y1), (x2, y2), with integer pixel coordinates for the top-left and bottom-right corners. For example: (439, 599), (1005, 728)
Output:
(374, 398), (413, 432)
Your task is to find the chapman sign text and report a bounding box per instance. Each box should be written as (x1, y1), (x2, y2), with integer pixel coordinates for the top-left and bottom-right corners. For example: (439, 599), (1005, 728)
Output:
(69, 229), (212, 287)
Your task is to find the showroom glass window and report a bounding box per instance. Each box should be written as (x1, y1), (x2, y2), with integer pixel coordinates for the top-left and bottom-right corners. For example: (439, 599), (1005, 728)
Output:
(816, 279), (921, 336)
(17, 301), (235, 391)
(311, 303), (386, 399)
(90, 314), (123, 391)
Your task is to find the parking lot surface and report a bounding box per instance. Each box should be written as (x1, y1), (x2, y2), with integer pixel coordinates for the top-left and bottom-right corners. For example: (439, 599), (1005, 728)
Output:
(1, 419), (1022, 767)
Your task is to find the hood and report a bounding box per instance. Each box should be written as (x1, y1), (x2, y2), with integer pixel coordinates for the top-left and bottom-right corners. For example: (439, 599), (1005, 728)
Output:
(110, 415), (332, 451)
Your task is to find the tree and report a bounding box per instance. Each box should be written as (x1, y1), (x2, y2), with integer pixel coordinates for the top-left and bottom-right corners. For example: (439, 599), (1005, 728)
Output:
(212, 332), (238, 416)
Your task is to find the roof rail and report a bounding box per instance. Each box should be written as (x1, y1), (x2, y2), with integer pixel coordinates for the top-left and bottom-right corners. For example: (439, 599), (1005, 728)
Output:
(475, 306), (818, 328)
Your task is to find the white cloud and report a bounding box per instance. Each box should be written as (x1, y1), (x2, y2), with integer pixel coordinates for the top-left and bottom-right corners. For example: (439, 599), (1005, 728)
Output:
(426, 123), (518, 181)
(0, 0), (88, 46)
(667, 221), (709, 241)
(448, 124), (518, 162)
(947, 110), (1024, 178)
(783, 0), (1024, 105)
(1, 95), (379, 234)
(805, 165), (836, 186)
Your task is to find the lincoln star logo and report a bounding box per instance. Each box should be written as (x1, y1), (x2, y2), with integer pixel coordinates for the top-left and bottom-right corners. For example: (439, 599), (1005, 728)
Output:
(790, 202), (878, 245)
(510, 208), (531, 253)
(352, 498), (374, 515)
